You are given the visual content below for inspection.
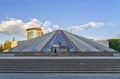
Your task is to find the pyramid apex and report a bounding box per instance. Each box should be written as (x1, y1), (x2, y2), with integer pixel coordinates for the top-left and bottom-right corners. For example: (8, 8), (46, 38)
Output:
(57, 29), (63, 32)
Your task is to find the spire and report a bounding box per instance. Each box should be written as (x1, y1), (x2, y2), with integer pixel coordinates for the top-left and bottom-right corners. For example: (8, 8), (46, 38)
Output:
(13, 37), (15, 41)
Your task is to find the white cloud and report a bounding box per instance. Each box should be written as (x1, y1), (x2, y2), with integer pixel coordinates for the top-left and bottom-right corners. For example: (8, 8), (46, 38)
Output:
(53, 24), (60, 29)
(42, 21), (52, 34)
(0, 18), (25, 36)
(1, 18), (112, 37)
(43, 21), (52, 27)
(0, 18), (53, 36)
(88, 22), (104, 27)
(68, 22), (104, 32)
(24, 18), (41, 29)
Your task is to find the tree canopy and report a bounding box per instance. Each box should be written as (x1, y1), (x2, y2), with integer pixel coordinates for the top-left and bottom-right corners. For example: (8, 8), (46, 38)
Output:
(108, 38), (120, 51)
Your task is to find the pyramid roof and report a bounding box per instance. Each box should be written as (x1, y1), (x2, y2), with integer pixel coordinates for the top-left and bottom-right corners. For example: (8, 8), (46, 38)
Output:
(9, 30), (115, 52)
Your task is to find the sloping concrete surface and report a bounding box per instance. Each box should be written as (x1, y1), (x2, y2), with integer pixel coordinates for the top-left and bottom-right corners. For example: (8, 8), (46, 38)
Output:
(0, 56), (120, 73)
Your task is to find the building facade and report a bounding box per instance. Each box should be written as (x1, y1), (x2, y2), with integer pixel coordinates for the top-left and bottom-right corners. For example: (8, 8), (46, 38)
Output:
(0, 39), (18, 52)
(26, 27), (43, 40)
(96, 40), (109, 47)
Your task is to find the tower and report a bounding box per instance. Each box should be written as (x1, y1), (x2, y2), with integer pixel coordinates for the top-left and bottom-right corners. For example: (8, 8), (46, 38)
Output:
(26, 27), (43, 40)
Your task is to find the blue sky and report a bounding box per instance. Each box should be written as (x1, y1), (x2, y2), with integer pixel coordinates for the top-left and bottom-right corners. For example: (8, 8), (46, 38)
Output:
(0, 0), (120, 43)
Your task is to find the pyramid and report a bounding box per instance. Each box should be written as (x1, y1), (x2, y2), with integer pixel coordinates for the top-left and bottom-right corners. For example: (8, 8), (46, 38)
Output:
(9, 30), (115, 52)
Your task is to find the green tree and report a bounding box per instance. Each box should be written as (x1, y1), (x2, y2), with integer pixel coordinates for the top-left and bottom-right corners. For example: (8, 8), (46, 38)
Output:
(0, 45), (3, 52)
(108, 38), (120, 51)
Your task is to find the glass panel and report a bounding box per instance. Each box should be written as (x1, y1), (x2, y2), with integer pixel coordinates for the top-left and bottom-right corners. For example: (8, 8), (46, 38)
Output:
(41, 31), (79, 52)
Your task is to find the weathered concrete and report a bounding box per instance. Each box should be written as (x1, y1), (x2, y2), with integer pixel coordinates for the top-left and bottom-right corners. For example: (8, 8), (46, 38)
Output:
(0, 52), (115, 56)
(0, 57), (120, 73)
